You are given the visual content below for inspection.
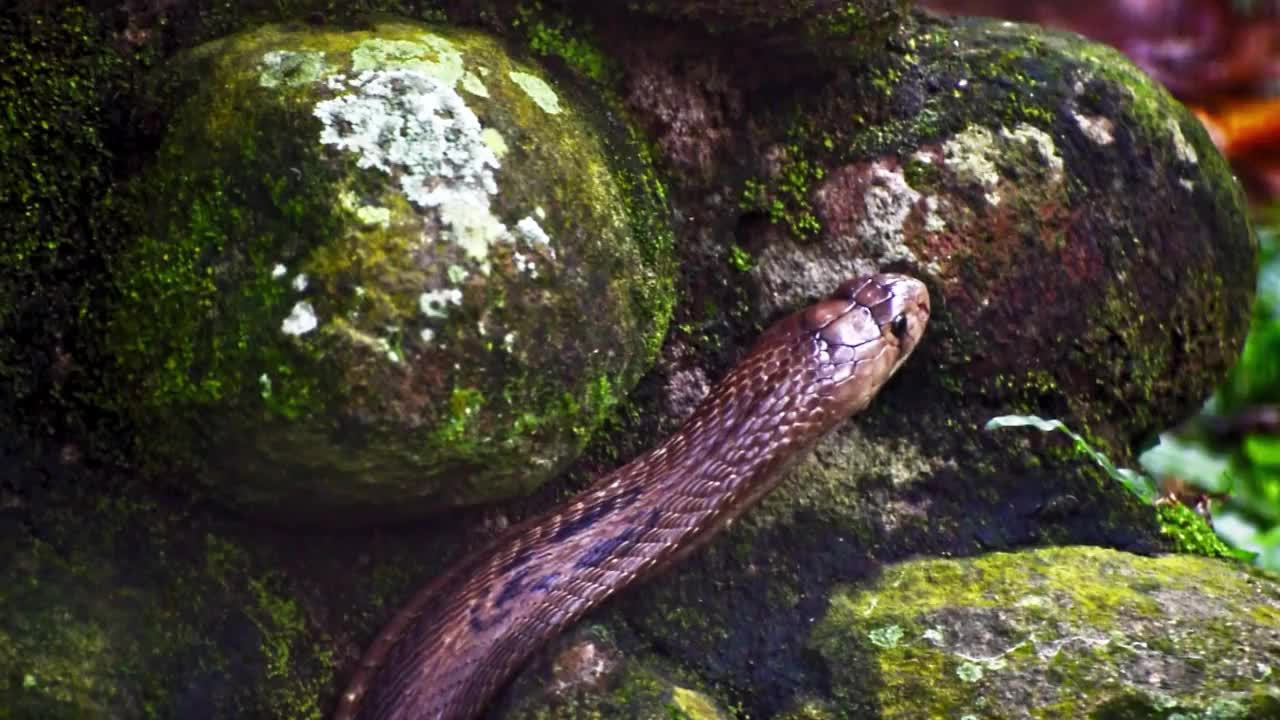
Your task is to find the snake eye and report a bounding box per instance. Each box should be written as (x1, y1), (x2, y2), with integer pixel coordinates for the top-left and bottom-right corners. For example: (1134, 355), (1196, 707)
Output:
(890, 313), (909, 340)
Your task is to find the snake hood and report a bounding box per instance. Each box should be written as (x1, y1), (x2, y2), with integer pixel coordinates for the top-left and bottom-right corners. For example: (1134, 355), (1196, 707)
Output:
(335, 273), (929, 720)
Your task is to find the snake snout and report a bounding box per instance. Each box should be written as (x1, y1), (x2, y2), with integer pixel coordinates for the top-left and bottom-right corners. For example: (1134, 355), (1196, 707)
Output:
(816, 273), (929, 411)
(877, 274), (930, 359)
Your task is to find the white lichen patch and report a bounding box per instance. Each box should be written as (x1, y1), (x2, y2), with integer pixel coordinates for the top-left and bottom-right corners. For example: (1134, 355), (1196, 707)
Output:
(314, 70), (500, 206)
(943, 125), (1002, 206)
(436, 191), (509, 267)
(419, 288), (463, 318)
(355, 204), (391, 228)
(315, 69), (527, 281)
(856, 163), (923, 267)
(461, 71), (489, 98)
(508, 71), (561, 114)
(514, 251), (538, 278)
(1167, 118), (1198, 164)
(923, 195), (947, 234)
(282, 300), (318, 335)
(1072, 112), (1114, 145)
(481, 128), (508, 159)
(350, 35), (464, 87)
(258, 50), (327, 88)
(1001, 124), (1063, 182)
(515, 215), (552, 248)
(306, 37), (574, 337)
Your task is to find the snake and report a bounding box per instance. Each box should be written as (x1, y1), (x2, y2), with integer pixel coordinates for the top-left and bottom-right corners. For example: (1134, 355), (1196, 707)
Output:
(333, 273), (931, 720)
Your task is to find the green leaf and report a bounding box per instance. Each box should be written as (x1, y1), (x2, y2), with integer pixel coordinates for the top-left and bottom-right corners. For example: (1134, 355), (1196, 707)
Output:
(985, 414), (1158, 503)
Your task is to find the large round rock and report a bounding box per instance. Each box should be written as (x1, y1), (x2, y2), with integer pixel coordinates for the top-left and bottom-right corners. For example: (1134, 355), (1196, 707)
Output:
(108, 20), (674, 519)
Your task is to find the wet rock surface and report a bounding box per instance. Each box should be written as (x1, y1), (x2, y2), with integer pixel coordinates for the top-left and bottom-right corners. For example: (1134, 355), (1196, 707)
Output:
(0, 3), (1260, 718)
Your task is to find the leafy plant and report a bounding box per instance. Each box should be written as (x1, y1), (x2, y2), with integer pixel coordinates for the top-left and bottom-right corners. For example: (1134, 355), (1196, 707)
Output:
(985, 414), (1158, 502)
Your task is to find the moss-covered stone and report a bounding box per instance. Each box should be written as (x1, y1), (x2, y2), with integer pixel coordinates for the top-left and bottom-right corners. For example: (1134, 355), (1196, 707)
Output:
(106, 19), (674, 519)
(746, 18), (1253, 447)
(0, 6), (127, 455)
(574, 14), (1255, 718)
(625, 0), (910, 64)
(1, 4), (1262, 720)
(495, 624), (732, 720)
(0, 479), (338, 719)
(810, 547), (1280, 718)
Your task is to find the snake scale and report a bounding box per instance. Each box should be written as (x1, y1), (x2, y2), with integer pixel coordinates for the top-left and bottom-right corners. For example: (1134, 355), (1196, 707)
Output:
(333, 273), (931, 720)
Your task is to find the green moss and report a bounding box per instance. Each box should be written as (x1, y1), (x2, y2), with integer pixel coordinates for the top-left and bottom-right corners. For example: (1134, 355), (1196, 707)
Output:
(106, 20), (675, 512)
(107, 84), (347, 464)
(202, 535), (335, 719)
(0, 5), (127, 448)
(727, 245), (753, 272)
(513, 1), (612, 84)
(738, 142), (826, 238)
(1, 489), (337, 720)
(670, 686), (726, 720)
(817, 2), (870, 36)
(811, 548), (1280, 718)
(1157, 503), (1235, 559)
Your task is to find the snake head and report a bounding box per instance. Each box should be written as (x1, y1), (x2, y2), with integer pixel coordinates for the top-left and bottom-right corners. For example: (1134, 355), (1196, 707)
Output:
(802, 273), (930, 413)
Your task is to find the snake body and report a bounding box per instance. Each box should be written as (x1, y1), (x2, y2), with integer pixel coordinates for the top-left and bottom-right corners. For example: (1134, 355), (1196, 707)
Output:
(334, 273), (931, 720)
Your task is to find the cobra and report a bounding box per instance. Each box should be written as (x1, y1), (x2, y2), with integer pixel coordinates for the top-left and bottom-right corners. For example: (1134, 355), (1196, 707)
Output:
(334, 273), (931, 720)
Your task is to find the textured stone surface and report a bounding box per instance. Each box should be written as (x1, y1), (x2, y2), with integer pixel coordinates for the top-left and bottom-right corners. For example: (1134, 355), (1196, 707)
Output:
(811, 547), (1280, 718)
(0, 3), (1260, 719)
(107, 20), (674, 520)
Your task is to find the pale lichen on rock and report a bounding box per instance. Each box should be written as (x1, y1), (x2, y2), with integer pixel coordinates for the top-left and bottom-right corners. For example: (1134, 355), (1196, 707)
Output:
(107, 20), (674, 518)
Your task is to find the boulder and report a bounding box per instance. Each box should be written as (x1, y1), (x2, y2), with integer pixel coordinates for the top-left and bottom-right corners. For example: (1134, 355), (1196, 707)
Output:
(106, 19), (674, 520)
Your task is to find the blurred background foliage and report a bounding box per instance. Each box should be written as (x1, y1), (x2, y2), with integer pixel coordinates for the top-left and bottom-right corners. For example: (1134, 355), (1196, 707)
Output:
(1145, 209), (1280, 567)
(921, 0), (1280, 566)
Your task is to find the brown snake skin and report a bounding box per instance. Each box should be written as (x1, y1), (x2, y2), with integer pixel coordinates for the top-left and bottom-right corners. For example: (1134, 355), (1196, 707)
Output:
(333, 273), (931, 720)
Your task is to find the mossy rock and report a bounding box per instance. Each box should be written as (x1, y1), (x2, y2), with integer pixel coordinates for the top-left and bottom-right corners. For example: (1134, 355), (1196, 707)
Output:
(743, 16), (1254, 443)
(106, 18), (674, 520)
(572, 15), (1255, 717)
(2, 6), (1264, 720)
(494, 624), (732, 720)
(811, 546), (1280, 719)
(0, 466), (337, 719)
(624, 0), (910, 62)
(0, 6), (127, 454)
(491, 548), (1280, 720)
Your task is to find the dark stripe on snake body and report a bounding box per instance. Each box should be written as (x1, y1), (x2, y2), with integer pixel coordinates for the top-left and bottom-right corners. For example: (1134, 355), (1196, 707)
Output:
(493, 567), (534, 609)
(551, 486), (644, 542)
(332, 273), (930, 720)
(573, 507), (662, 571)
